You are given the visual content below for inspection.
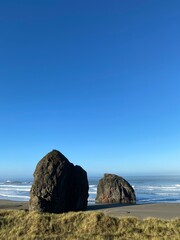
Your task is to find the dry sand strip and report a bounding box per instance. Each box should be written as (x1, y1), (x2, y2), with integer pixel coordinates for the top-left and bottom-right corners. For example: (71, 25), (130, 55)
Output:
(88, 203), (180, 220)
(0, 200), (180, 220)
(0, 200), (28, 210)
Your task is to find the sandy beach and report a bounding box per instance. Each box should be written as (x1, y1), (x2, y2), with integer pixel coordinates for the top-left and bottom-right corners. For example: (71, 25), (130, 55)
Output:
(0, 200), (179, 220)
(88, 203), (180, 219)
(0, 200), (28, 210)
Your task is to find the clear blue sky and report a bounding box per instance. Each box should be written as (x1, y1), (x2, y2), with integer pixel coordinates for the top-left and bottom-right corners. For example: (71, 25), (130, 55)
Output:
(0, 0), (180, 179)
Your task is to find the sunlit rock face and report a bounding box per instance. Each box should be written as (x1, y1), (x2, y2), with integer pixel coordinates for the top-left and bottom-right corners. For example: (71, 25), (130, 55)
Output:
(96, 174), (136, 204)
(29, 150), (89, 213)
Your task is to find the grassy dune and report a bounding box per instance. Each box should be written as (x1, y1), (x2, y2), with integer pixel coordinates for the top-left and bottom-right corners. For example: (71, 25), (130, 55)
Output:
(0, 210), (180, 239)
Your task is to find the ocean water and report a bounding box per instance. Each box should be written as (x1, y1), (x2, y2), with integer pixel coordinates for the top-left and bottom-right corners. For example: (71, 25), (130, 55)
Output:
(0, 180), (32, 202)
(0, 175), (180, 204)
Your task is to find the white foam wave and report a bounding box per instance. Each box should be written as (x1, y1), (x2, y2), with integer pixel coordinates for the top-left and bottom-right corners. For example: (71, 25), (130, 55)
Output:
(0, 188), (30, 192)
(155, 192), (180, 196)
(139, 198), (167, 202)
(0, 184), (31, 188)
(138, 185), (180, 190)
(88, 198), (96, 202)
(89, 185), (96, 188)
(0, 194), (30, 199)
(89, 191), (97, 194)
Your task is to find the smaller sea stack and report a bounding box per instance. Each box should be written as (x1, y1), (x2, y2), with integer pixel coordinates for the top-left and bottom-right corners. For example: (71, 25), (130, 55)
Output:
(96, 173), (136, 204)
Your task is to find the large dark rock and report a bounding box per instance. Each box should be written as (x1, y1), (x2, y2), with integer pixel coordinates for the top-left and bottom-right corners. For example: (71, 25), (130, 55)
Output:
(95, 174), (136, 204)
(29, 150), (89, 213)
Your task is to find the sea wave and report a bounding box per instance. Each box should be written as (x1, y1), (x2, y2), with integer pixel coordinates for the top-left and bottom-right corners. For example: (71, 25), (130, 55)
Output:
(89, 185), (97, 188)
(0, 176), (180, 204)
(89, 191), (97, 194)
(0, 194), (30, 199)
(0, 187), (31, 192)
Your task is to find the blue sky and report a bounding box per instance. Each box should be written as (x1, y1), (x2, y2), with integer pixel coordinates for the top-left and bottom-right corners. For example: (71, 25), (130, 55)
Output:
(0, 0), (180, 179)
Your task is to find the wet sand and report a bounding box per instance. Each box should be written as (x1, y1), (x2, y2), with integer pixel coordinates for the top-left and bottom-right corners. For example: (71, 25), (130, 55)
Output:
(0, 200), (180, 219)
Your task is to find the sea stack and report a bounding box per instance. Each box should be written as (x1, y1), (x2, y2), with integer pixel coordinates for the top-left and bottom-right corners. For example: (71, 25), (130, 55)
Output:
(29, 150), (89, 213)
(96, 174), (136, 204)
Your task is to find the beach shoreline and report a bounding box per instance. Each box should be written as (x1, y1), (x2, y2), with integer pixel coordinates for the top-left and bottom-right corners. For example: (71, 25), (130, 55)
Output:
(0, 200), (180, 220)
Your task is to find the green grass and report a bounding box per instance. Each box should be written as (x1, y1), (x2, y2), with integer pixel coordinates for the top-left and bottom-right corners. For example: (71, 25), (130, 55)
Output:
(0, 210), (180, 239)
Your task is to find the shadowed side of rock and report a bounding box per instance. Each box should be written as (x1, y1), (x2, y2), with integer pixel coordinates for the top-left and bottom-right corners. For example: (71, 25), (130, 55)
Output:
(73, 165), (89, 210)
(95, 174), (136, 204)
(29, 150), (89, 213)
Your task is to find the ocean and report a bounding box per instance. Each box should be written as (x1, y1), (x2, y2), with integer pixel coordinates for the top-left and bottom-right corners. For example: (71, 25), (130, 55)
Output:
(0, 175), (180, 204)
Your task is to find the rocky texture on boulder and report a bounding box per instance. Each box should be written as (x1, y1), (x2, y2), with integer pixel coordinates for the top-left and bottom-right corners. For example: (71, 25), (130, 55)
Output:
(95, 174), (136, 204)
(29, 150), (89, 213)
